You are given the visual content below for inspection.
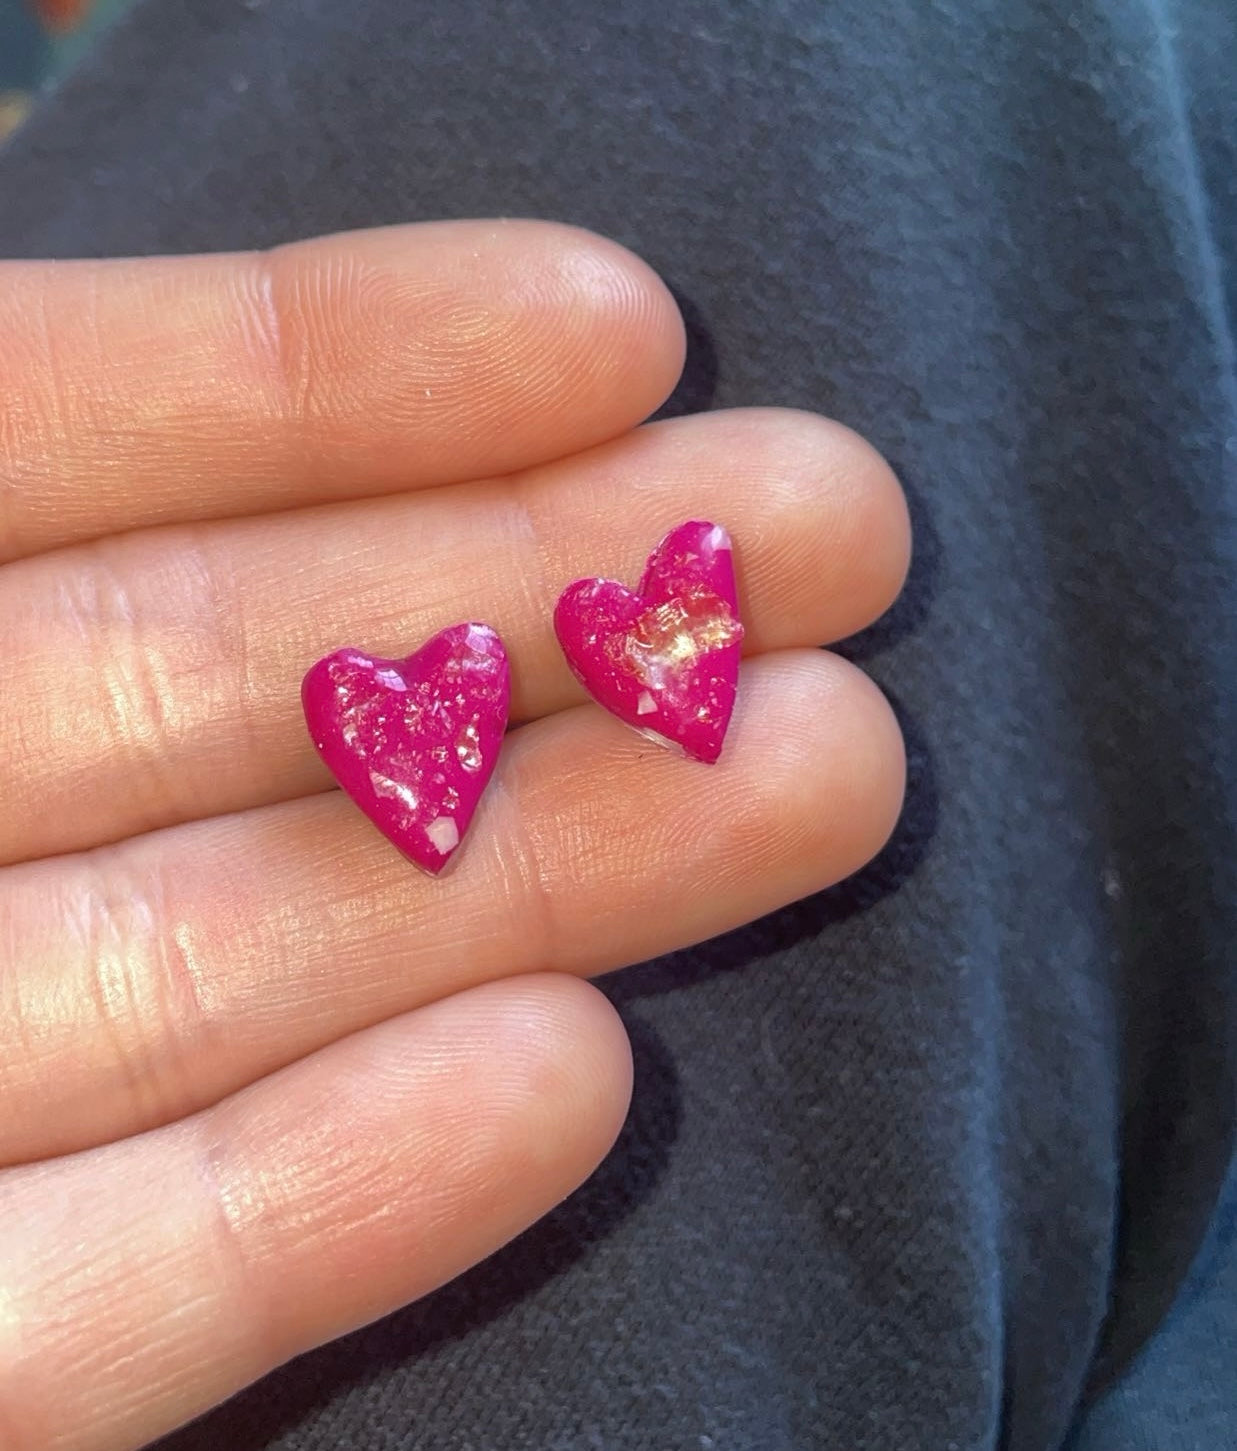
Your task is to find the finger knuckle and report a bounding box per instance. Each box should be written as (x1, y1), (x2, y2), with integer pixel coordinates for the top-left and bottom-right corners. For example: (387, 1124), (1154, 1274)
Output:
(74, 536), (240, 828)
(490, 766), (564, 972)
(258, 246), (372, 449)
(72, 856), (211, 1132)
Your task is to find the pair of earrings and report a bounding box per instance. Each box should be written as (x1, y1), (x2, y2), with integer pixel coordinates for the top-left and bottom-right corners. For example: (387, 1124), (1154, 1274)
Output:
(302, 519), (743, 875)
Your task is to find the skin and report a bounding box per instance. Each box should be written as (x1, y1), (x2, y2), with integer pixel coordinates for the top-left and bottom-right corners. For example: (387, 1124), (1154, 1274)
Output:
(0, 219), (910, 1451)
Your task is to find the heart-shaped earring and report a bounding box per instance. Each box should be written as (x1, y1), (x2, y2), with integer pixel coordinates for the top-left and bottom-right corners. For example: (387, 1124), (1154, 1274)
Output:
(301, 622), (509, 875)
(554, 520), (743, 763)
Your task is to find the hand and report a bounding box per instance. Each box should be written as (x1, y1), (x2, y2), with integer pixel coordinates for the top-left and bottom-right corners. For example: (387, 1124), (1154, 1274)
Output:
(0, 220), (908, 1450)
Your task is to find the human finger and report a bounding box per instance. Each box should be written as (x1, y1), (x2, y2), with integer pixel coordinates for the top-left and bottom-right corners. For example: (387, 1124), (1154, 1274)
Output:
(0, 973), (631, 1451)
(0, 408), (908, 863)
(0, 218), (683, 561)
(0, 651), (903, 1164)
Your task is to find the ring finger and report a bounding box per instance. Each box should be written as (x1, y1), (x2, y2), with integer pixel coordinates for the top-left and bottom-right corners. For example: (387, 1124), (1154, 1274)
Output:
(0, 650), (905, 1165)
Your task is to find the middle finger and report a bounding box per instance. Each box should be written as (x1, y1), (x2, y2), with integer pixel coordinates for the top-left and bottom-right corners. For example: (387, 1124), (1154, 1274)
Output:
(0, 407), (906, 863)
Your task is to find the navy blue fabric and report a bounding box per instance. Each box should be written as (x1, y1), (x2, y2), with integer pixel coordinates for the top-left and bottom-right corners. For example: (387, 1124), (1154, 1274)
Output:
(1069, 1153), (1237, 1450)
(1, 1), (1234, 1447)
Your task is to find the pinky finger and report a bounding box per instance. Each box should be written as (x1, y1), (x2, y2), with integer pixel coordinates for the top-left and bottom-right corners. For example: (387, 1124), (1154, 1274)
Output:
(0, 974), (631, 1451)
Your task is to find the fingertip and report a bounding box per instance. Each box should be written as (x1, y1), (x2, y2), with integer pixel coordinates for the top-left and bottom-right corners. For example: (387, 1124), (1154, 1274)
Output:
(467, 972), (634, 1184)
(824, 651), (908, 863)
(461, 219), (685, 436)
(528, 221), (687, 414)
(760, 649), (907, 876)
(768, 409), (911, 637)
(260, 217), (688, 498)
(632, 407), (910, 649)
(818, 418), (913, 625)
(666, 649), (907, 909)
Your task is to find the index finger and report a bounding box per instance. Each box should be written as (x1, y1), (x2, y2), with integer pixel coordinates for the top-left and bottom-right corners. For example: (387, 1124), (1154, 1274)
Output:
(0, 219), (684, 561)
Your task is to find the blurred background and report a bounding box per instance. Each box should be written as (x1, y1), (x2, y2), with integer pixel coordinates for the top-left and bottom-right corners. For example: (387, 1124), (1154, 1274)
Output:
(0, 0), (130, 139)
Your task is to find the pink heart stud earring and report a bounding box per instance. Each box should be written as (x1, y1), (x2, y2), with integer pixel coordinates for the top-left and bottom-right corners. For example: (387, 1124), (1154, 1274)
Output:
(301, 622), (509, 875)
(553, 520), (744, 763)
